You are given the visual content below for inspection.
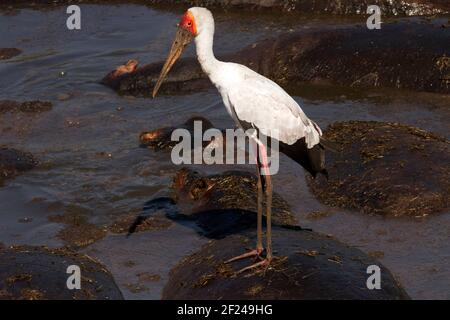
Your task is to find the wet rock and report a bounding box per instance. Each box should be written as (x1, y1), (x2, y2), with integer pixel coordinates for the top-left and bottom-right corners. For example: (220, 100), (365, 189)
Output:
(109, 210), (173, 234)
(48, 213), (107, 249)
(307, 121), (450, 217)
(0, 48), (21, 60)
(104, 20), (450, 95)
(172, 168), (297, 227)
(48, 198), (175, 245)
(101, 59), (139, 90)
(163, 227), (409, 299)
(0, 246), (123, 300)
(2, 1), (448, 16)
(0, 147), (37, 186)
(125, 197), (180, 236)
(0, 100), (53, 114)
(127, 168), (299, 240)
(139, 116), (216, 151)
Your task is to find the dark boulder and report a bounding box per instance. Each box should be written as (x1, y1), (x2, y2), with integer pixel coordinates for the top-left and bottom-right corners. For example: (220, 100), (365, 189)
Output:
(307, 121), (450, 217)
(139, 116), (216, 151)
(127, 169), (299, 240)
(172, 168), (297, 226)
(102, 20), (450, 96)
(0, 246), (123, 300)
(163, 226), (410, 299)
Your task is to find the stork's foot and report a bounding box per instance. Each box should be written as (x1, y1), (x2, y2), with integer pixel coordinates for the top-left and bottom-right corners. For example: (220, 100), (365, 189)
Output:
(225, 248), (263, 264)
(236, 257), (272, 274)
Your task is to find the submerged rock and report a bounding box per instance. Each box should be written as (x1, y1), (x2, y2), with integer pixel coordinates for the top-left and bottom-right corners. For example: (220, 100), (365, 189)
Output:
(110, 198), (175, 235)
(0, 48), (21, 60)
(48, 212), (107, 248)
(163, 227), (409, 299)
(101, 59), (139, 90)
(139, 116), (216, 151)
(172, 168), (297, 227)
(0, 100), (53, 114)
(0, 148), (37, 186)
(127, 169), (298, 239)
(103, 20), (450, 96)
(0, 246), (123, 300)
(307, 121), (450, 217)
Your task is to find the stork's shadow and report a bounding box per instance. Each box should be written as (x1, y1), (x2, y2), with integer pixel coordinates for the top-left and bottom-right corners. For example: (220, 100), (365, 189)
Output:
(127, 197), (306, 240)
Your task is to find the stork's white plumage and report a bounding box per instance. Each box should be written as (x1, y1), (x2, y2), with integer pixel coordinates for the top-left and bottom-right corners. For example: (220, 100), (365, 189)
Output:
(153, 7), (328, 272)
(190, 8), (322, 148)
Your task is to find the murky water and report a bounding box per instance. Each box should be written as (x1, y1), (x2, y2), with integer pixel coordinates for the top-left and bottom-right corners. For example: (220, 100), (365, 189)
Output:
(0, 5), (448, 299)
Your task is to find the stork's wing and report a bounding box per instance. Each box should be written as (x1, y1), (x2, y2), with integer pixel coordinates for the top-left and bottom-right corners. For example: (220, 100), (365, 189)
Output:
(227, 71), (321, 147)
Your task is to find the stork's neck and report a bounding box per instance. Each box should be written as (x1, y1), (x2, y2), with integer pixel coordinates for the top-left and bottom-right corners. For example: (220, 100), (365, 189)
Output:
(195, 23), (220, 76)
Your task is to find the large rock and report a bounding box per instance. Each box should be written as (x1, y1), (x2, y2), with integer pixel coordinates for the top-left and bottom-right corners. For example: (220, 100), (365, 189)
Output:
(0, 246), (123, 300)
(126, 168), (299, 240)
(0, 147), (37, 186)
(307, 121), (450, 217)
(102, 20), (450, 96)
(172, 168), (297, 226)
(163, 226), (410, 299)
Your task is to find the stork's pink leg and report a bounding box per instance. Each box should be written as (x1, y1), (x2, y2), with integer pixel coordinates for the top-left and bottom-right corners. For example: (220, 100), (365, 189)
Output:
(260, 142), (273, 262)
(228, 140), (274, 274)
(255, 159), (264, 255)
(225, 143), (264, 264)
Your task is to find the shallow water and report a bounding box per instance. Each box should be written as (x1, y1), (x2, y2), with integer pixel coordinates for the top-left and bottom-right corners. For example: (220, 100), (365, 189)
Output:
(0, 5), (449, 299)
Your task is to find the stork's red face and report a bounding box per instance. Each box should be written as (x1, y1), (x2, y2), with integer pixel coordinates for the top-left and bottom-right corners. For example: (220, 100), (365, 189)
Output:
(179, 11), (197, 36)
(152, 11), (197, 98)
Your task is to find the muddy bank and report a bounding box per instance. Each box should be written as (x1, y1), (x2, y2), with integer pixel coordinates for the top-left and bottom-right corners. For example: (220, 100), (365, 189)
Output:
(0, 148), (37, 186)
(1, 0), (448, 16)
(0, 246), (123, 300)
(163, 227), (409, 299)
(103, 20), (450, 96)
(307, 121), (450, 217)
(0, 48), (21, 60)
(0, 100), (52, 114)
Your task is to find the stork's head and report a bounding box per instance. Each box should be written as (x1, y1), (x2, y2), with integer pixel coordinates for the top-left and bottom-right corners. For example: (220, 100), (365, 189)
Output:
(152, 7), (213, 98)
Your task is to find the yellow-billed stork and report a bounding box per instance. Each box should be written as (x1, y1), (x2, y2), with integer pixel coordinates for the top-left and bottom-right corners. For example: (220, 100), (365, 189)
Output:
(152, 7), (328, 273)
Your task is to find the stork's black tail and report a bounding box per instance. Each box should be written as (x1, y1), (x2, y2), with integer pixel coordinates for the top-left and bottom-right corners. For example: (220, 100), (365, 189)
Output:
(279, 137), (339, 179)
